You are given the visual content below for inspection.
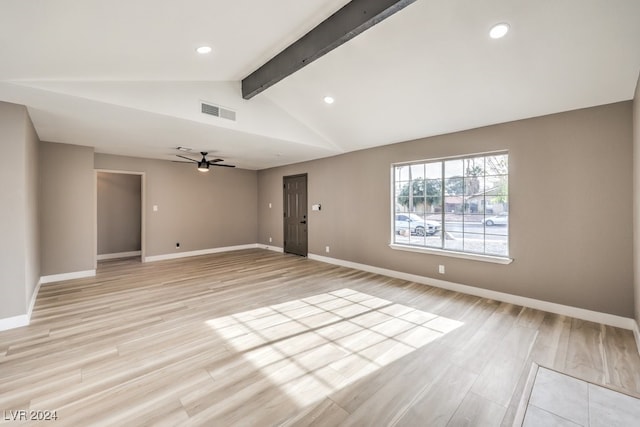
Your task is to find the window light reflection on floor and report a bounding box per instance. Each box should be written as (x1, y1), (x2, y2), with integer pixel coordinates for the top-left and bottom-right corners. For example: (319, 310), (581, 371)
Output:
(205, 288), (463, 407)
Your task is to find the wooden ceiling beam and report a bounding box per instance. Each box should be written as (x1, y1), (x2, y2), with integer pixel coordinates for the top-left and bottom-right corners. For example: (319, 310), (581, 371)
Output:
(241, 0), (416, 99)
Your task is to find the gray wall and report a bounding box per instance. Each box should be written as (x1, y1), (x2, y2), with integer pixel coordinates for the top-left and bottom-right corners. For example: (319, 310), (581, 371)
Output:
(40, 142), (95, 276)
(634, 72), (640, 327)
(0, 102), (40, 319)
(258, 102), (634, 317)
(97, 172), (141, 255)
(94, 154), (258, 257)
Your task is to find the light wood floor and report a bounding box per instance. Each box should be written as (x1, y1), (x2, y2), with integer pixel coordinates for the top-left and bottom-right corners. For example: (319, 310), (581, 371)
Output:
(1, 249), (640, 426)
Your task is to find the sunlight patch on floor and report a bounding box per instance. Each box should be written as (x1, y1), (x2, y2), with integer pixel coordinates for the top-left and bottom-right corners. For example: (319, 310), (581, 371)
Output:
(206, 288), (463, 407)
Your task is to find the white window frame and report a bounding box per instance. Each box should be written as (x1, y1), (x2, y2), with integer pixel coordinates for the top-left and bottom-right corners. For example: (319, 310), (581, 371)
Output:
(389, 151), (513, 264)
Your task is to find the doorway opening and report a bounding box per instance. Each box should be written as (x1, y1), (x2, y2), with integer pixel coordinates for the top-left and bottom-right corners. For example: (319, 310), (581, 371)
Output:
(95, 170), (145, 265)
(283, 174), (308, 257)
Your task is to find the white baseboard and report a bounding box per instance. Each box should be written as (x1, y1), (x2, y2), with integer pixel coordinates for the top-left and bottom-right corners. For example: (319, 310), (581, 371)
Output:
(307, 253), (636, 331)
(40, 269), (96, 284)
(0, 279), (42, 332)
(97, 251), (141, 260)
(262, 245), (284, 253)
(144, 244), (259, 262)
(0, 314), (30, 332)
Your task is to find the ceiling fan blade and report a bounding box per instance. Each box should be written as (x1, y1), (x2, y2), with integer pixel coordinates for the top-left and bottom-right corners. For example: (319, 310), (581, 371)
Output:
(171, 160), (193, 163)
(209, 158), (225, 163)
(210, 163), (236, 168)
(176, 154), (198, 163)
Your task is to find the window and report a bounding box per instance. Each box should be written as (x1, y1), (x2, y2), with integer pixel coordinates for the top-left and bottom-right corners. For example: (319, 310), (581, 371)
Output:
(392, 152), (509, 260)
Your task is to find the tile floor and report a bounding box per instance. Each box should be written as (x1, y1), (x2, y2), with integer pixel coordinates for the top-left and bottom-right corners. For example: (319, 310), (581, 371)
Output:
(522, 367), (640, 426)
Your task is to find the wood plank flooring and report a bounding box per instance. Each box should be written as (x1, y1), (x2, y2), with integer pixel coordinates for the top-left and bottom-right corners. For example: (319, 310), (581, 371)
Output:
(1, 249), (640, 426)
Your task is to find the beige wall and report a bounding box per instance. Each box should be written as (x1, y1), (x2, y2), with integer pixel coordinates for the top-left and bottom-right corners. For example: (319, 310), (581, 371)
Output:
(94, 154), (258, 257)
(40, 142), (96, 276)
(0, 102), (40, 320)
(97, 172), (142, 255)
(258, 102), (634, 317)
(634, 72), (640, 327)
(24, 108), (40, 309)
(1, 98), (634, 322)
(0, 102), (28, 318)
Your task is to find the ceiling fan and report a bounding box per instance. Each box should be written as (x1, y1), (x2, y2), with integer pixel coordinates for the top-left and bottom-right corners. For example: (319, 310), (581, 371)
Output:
(175, 151), (236, 172)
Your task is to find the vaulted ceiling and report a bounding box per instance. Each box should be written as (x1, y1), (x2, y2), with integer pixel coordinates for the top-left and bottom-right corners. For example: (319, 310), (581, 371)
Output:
(1, 0), (639, 169)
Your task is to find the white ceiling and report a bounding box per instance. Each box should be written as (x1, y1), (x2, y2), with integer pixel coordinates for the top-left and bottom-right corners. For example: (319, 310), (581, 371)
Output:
(1, 0), (639, 169)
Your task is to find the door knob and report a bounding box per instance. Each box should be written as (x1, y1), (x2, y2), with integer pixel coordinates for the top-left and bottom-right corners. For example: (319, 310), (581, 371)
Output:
(300, 220), (307, 224)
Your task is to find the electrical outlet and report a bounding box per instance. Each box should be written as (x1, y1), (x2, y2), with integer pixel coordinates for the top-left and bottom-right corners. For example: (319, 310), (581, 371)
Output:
(269, 203), (272, 209)
(325, 246), (330, 253)
(153, 205), (158, 212)
(269, 237), (272, 243)
(438, 265), (445, 274)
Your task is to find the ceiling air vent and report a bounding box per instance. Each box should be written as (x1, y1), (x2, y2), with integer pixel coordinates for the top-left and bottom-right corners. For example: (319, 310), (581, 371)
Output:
(201, 101), (236, 122)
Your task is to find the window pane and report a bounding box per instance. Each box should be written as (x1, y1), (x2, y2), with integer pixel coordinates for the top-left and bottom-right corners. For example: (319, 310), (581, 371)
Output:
(464, 176), (484, 196)
(486, 195), (508, 217)
(486, 154), (508, 175)
(445, 177), (463, 196)
(485, 235), (508, 256)
(444, 196), (463, 214)
(409, 233), (425, 246)
(412, 197), (425, 213)
(396, 181), (410, 196)
(463, 215), (485, 233)
(464, 157), (485, 177)
(444, 232), (463, 252)
(486, 175), (508, 195)
(396, 166), (411, 182)
(425, 179), (442, 213)
(485, 211), (508, 235)
(465, 195), (484, 214)
(486, 226), (508, 236)
(410, 164), (425, 180)
(462, 232), (485, 254)
(425, 231), (442, 248)
(396, 196), (408, 211)
(474, 195), (487, 214)
(425, 162), (442, 179)
(445, 159), (463, 178)
(425, 179), (442, 196)
(408, 179), (424, 198)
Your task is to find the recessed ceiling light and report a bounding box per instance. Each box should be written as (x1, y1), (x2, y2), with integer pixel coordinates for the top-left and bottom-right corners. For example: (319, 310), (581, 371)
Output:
(196, 46), (212, 54)
(489, 23), (510, 39)
(323, 96), (335, 104)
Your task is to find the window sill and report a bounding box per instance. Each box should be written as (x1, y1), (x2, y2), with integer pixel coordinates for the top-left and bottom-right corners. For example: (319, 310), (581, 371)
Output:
(389, 243), (513, 264)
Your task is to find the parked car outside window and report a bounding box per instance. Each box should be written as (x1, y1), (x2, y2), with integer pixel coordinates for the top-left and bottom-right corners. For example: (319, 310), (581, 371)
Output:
(483, 212), (508, 226)
(395, 213), (441, 236)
